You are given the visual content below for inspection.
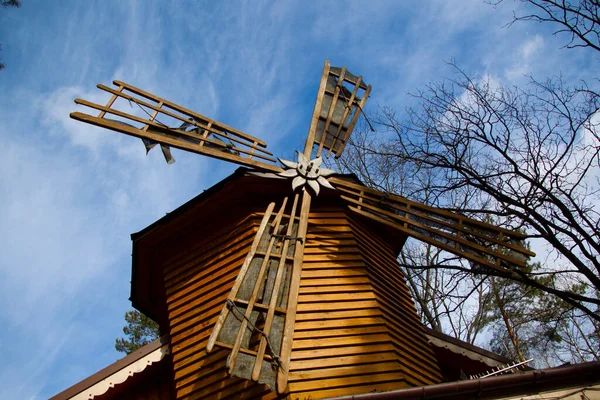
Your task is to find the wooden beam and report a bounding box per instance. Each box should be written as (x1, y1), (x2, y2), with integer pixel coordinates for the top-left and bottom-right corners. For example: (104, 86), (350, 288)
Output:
(303, 60), (331, 158)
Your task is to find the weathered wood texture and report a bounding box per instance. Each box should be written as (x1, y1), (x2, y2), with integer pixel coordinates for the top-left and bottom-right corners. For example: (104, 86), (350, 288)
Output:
(161, 200), (442, 399)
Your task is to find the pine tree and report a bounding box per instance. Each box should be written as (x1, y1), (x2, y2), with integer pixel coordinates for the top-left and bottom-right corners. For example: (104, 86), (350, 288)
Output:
(115, 310), (160, 355)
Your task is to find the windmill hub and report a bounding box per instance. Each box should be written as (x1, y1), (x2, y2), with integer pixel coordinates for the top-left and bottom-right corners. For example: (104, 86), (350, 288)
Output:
(277, 151), (335, 195)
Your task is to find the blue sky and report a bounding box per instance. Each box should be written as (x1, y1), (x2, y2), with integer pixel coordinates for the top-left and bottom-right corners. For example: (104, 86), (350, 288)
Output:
(0, 1), (596, 399)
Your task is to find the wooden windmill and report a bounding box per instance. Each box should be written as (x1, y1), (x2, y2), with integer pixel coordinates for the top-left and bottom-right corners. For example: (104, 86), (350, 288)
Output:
(70, 61), (534, 399)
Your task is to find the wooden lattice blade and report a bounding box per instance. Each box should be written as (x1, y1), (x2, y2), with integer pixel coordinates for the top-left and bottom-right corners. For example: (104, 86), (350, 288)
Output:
(303, 60), (372, 159)
(207, 197), (303, 393)
(70, 80), (282, 173)
(330, 177), (535, 273)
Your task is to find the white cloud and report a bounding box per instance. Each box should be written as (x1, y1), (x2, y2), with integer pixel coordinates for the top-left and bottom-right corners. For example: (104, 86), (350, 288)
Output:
(505, 34), (546, 81)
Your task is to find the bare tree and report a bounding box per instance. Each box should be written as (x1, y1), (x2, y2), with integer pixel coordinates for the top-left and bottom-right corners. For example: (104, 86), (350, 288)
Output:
(371, 64), (600, 322)
(339, 0), (600, 363)
(497, 0), (600, 52)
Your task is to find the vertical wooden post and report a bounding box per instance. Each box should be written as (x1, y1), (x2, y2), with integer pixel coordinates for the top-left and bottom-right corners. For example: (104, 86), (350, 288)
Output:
(277, 188), (311, 394)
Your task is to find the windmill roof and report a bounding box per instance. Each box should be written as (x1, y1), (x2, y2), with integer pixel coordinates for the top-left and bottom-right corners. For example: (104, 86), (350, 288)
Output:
(49, 336), (170, 400)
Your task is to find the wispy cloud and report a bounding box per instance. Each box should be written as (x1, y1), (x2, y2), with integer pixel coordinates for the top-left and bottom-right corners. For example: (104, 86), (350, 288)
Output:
(0, 1), (596, 398)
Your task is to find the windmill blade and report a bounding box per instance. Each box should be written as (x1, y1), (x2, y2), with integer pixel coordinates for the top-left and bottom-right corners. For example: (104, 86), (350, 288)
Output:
(329, 177), (535, 274)
(207, 194), (305, 393)
(303, 60), (371, 159)
(70, 81), (281, 173)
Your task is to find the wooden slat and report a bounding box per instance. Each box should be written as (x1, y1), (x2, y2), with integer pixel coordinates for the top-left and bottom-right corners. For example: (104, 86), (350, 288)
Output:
(97, 83), (123, 118)
(292, 332), (391, 350)
(350, 216), (444, 383)
(290, 342), (396, 361)
(289, 361), (402, 381)
(293, 316), (386, 332)
(291, 381), (407, 400)
(292, 325), (388, 340)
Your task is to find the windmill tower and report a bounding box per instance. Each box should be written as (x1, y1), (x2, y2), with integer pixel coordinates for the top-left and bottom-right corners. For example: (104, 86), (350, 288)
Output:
(70, 61), (534, 399)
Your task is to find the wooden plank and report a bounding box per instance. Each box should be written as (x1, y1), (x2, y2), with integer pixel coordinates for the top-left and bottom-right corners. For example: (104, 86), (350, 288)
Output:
(292, 333), (391, 350)
(298, 283), (373, 295)
(97, 83), (123, 118)
(291, 381), (407, 400)
(291, 343), (396, 360)
(301, 268), (368, 278)
(289, 361), (402, 381)
(166, 250), (248, 306)
(170, 310), (221, 345)
(297, 299), (379, 313)
(299, 276), (371, 286)
(164, 225), (255, 291)
(297, 291), (376, 303)
(289, 352), (395, 371)
(167, 257), (241, 307)
(295, 308), (382, 322)
(292, 325), (388, 339)
(78, 92), (275, 159)
(162, 213), (260, 277)
(302, 252), (363, 262)
(293, 316), (386, 332)
(331, 176), (531, 241)
(288, 371), (404, 393)
(164, 220), (258, 291)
